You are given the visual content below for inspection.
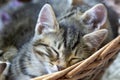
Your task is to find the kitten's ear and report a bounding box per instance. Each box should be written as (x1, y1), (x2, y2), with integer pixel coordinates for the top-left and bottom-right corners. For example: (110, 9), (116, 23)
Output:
(0, 62), (7, 74)
(83, 29), (108, 50)
(35, 4), (59, 34)
(81, 4), (107, 32)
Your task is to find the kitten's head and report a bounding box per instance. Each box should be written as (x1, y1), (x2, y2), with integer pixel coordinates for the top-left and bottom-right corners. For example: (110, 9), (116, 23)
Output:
(33, 4), (108, 70)
(59, 3), (107, 35)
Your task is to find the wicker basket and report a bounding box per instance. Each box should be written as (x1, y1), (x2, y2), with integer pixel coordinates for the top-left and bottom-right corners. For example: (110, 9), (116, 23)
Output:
(31, 35), (120, 80)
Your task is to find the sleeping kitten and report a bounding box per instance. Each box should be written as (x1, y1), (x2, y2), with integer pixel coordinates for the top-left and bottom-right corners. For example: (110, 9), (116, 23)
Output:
(0, 1), (74, 79)
(0, 3), (115, 79)
(0, 1), (117, 79)
(7, 4), (108, 80)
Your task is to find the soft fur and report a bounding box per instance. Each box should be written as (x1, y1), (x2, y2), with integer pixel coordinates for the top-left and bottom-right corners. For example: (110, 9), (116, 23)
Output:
(7, 4), (108, 80)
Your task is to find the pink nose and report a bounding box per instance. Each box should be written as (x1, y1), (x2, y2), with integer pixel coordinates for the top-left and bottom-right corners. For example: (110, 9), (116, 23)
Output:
(57, 65), (66, 71)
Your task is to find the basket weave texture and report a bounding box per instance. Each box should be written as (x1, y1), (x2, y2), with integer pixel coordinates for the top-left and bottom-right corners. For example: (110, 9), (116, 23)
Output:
(32, 35), (120, 80)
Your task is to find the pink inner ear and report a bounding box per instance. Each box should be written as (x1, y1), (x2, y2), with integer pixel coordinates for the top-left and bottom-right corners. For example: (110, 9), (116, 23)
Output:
(93, 4), (107, 25)
(90, 4), (107, 27)
(39, 7), (51, 24)
(38, 4), (55, 26)
(35, 4), (57, 34)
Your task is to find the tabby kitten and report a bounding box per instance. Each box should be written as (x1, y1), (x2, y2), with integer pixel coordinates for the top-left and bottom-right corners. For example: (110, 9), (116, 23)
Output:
(59, 3), (114, 46)
(7, 4), (108, 80)
(0, 2), (116, 79)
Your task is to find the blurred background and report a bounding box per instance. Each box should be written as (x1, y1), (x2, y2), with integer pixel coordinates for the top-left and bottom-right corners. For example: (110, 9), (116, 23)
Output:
(104, 0), (120, 35)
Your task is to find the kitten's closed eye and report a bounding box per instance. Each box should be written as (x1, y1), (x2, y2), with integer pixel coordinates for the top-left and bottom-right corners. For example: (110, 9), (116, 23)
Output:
(33, 41), (49, 47)
(69, 57), (83, 65)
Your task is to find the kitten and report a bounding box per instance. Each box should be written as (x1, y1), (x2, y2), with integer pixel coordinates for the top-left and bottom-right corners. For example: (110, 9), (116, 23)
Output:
(0, 1), (117, 79)
(0, 2), (115, 77)
(0, 1), (73, 79)
(59, 3), (114, 46)
(7, 4), (108, 80)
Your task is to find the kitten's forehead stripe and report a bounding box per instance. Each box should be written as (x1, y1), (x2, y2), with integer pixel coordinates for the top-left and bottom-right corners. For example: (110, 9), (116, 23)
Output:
(58, 42), (62, 50)
(58, 11), (75, 21)
(60, 24), (82, 51)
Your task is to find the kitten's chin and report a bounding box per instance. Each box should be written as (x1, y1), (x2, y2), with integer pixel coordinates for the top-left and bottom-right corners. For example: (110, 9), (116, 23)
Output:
(44, 63), (58, 74)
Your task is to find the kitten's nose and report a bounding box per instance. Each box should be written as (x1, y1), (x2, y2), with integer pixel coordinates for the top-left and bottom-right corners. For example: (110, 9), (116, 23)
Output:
(57, 65), (66, 71)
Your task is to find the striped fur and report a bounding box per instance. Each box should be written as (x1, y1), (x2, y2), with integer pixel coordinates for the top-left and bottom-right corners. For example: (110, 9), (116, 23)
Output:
(7, 4), (108, 80)
(0, 1), (116, 62)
